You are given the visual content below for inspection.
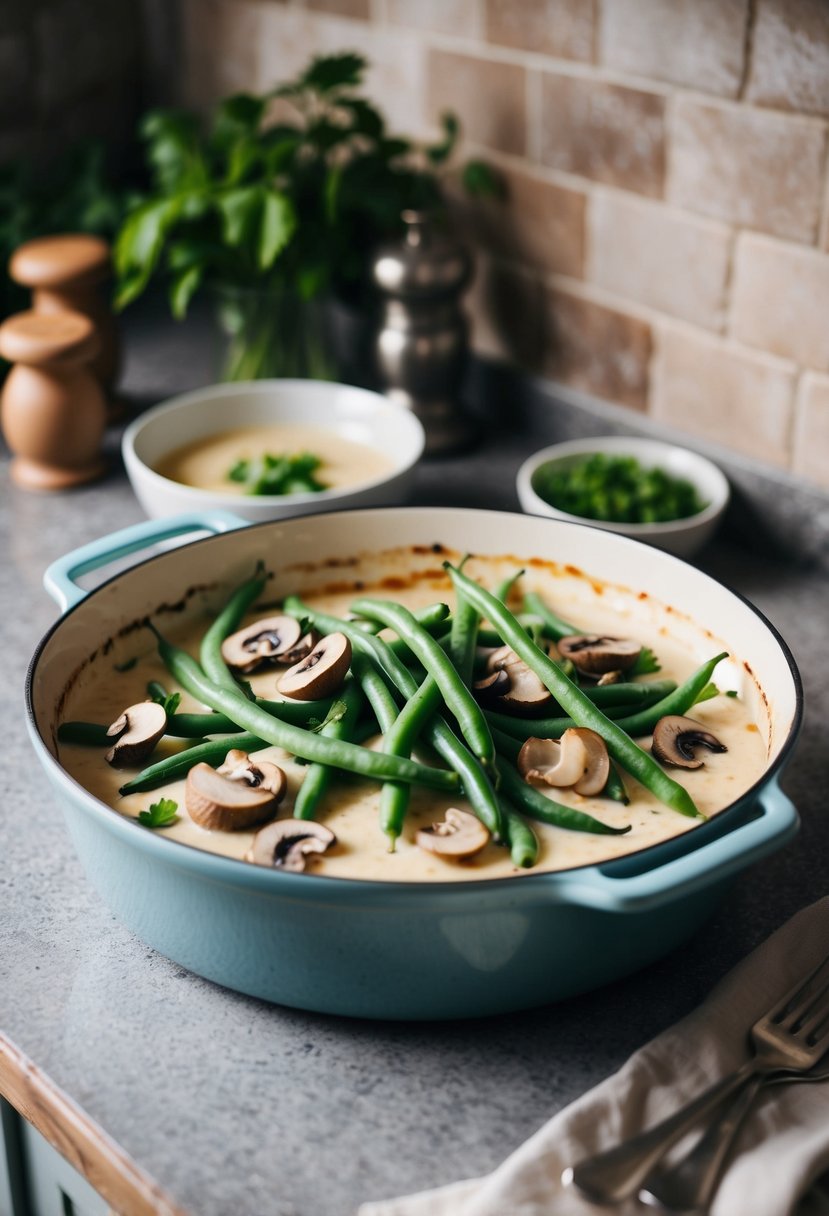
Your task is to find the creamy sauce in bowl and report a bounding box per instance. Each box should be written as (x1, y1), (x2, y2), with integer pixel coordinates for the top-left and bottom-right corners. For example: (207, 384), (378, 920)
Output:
(57, 553), (769, 884)
(154, 424), (394, 495)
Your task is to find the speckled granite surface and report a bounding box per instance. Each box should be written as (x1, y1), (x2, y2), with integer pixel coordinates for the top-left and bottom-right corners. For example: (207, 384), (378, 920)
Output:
(2, 311), (829, 1215)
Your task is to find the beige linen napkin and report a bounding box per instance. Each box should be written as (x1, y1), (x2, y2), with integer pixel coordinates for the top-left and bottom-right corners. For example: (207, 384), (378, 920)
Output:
(359, 898), (829, 1216)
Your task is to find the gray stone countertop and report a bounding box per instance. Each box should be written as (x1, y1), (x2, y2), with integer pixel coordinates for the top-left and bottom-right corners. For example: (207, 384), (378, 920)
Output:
(2, 310), (829, 1215)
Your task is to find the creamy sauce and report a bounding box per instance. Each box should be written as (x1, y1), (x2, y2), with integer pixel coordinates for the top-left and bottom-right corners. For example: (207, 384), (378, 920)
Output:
(57, 559), (768, 883)
(155, 425), (393, 495)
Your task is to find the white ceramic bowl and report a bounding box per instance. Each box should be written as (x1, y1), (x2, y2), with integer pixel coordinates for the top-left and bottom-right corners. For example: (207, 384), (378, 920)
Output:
(123, 380), (425, 522)
(516, 437), (730, 559)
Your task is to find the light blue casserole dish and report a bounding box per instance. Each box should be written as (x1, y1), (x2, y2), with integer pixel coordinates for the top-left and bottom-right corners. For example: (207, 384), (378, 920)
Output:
(26, 508), (802, 1020)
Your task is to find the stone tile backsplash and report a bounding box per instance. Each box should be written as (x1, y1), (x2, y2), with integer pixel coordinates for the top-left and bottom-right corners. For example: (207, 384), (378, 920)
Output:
(176, 0), (829, 491)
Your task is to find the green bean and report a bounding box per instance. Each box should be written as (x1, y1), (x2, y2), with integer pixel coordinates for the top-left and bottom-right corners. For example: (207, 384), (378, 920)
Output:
(476, 620), (549, 649)
(59, 717), (220, 746)
(60, 718), (218, 746)
(379, 676), (442, 848)
(483, 700), (659, 742)
(448, 587), (479, 689)
(294, 682), (364, 821)
(449, 564), (704, 820)
(119, 733), (265, 794)
(351, 653), (400, 734)
(602, 761), (629, 805)
(57, 722), (113, 747)
(495, 568), (525, 605)
(149, 624), (459, 793)
(200, 563), (267, 698)
(521, 591), (577, 641)
(284, 596), (503, 839)
(251, 697), (335, 725)
(350, 654), (437, 842)
(57, 695), (334, 747)
(492, 746), (632, 836)
(500, 798), (539, 867)
(146, 680), (169, 702)
(351, 596), (496, 773)
(356, 602), (450, 638)
(606, 653), (729, 740)
(354, 604), (450, 669)
(586, 679), (676, 706)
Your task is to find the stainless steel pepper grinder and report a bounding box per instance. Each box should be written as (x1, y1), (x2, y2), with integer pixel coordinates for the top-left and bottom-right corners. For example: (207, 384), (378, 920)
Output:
(371, 209), (476, 456)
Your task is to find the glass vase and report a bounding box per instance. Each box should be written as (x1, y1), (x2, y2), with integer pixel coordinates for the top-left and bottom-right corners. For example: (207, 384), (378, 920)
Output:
(214, 284), (338, 382)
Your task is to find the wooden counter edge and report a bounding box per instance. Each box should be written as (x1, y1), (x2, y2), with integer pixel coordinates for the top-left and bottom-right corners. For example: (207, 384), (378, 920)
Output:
(0, 1033), (189, 1216)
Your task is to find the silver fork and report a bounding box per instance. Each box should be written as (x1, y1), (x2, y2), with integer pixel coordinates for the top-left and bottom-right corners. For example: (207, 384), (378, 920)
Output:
(638, 1065), (829, 1212)
(639, 958), (829, 1213)
(563, 953), (829, 1205)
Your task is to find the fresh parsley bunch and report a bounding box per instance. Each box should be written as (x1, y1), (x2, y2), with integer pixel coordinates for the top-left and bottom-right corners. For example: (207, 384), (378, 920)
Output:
(114, 52), (499, 320)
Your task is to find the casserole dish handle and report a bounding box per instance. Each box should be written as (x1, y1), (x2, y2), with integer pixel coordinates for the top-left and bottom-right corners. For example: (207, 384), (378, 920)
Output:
(555, 781), (798, 913)
(43, 511), (249, 613)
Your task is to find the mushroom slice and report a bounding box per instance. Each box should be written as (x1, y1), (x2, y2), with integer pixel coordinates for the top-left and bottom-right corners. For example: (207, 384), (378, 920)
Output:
(517, 730), (589, 789)
(652, 715), (727, 770)
(557, 635), (642, 677)
(473, 669), (512, 701)
(221, 615), (303, 673)
(480, 646), (553, 715)
(186, 759), (286, 831)
(497, 661), (553, 715)
(597, 670), (623, 686)
(277, 632), (352, 700)
(245, 819), (336, 872)
(486, 644), (521, 672)
(416, 808), (490, 859)
(276, 630), (319, 667)
(216, 749), (286, 797)
(568, 728), (610, 796)
(105, 701), (167, 767)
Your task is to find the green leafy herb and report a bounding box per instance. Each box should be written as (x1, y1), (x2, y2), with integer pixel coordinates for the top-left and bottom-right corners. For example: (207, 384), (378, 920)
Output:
(533, 454), (707, 525)
(631, 646), (661, 676)
(113, 53), (502, 331)
(308, 700), (348, 733)
(114, 657), (138, 673)
(228, 452), (328, 497)
(137, 798), (179, 829)
(693, 682), (719, 705)
(150, 690), (182, 716)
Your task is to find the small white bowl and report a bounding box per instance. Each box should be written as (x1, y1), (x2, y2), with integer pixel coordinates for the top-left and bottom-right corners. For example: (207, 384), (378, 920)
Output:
(516, 436), (730, 559)
(123, 380), (425, 522)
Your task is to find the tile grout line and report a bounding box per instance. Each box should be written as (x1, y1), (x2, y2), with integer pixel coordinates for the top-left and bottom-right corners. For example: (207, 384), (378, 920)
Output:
(590, 0), (601, 67)
(736, 0), (757, 102)
(525, 64), (542, 164)
(420, 26), (829, 130)
(816, 135), (829, 251)
(663, 89), (677, 206)
(784, 369), (805, 473)
(495, 256), (801, 375)
(459, 140), (815, 255)
(720, 228), (742, 341)
(483, 250), (733, 365)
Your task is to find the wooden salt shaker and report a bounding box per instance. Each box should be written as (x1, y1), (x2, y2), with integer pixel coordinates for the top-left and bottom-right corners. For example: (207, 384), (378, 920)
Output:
(0, 310), (107, 490)
(9, 234), (120, 392)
